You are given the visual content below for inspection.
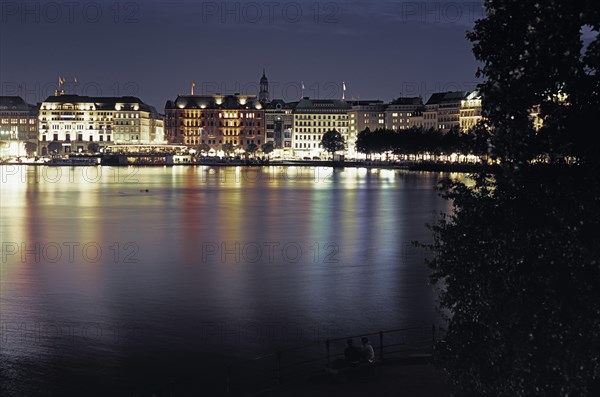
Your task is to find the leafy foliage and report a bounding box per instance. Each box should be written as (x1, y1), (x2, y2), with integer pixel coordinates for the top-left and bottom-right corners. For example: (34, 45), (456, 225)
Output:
(87, 142), (100, 153)
(261, 142), (274, 155)
(467, 0), (600, 167)
(320, 129), (345, 157)
(428, 168), (600, 396)
(221, 142), (234, 156)
(245, 143), (258, 156)
(355, 127), (486, 158)
(48, 141), (62, 154)
(427, 1), (600, 395)
(25, 142), (38, 156)
(197, 143), (211, 154)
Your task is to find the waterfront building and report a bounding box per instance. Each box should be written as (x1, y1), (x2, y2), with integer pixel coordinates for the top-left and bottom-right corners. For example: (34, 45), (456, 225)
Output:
(408, 106), (425, 129)
(38, 94), (164, 155)
(164, 94), (265, 151)
(0, 96), (38, 140)
(424, 91), (467, 132)
(264, 99), (295, 153)
(384, 97), (424, 130)
(113, 101), (164, 145)
(459, 91), (483, 132)
(0, 96), (38, 157)
(347, 100), (386, 133)
(0, 96), (38, 158)
(422, 101), (438, 130)
(456, 91), (552, 133)
(347, 100), (386, 150)
(292, 97), (351, 158)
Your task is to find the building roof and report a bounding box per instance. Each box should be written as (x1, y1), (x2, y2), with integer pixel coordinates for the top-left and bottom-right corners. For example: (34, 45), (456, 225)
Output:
(43, 94), (142, 103)
(390, 97), (423, 106)
(165, 94), (263, 111)
(41, 95), (161, 117)
(347, 100), (385, 111)
(425, 91), (468, 105)
(0, 96), (37, 111)
(465, 90), (481, 100)
(347, 100), (384, 106)
(294, 98), (351, 113)
(264, 99), (296, 110)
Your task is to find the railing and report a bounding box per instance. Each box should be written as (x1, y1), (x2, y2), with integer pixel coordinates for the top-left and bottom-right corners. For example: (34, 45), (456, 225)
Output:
(224, 323), (444, 396)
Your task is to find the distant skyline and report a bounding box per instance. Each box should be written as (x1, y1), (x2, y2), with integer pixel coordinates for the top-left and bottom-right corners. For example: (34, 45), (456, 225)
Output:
(1, 0), (485, 108)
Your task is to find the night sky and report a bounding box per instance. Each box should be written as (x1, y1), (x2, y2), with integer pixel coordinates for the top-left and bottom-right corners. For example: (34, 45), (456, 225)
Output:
(0, 0), (484, 109)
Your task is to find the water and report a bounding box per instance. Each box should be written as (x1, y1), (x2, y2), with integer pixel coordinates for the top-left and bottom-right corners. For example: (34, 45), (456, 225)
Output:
(0, 165), (452, 396)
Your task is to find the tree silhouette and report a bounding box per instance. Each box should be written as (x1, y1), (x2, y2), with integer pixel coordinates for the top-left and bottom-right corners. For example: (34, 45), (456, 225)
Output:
(25, 142), (38, 157)
(87, 142), (100, 153)
(320, 129), (345, 159)
(245, 143), (258, 157)
(47, 141), (62, 155)
(197, 143), (210, 155)
(261, 142), (274, 157)
(427, 2), (600, 396)
(356, 127), (374, 159)
(221, 143), (234, 157)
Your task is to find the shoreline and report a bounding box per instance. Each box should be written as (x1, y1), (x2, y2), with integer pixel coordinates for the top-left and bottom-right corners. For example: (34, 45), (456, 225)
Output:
(0, 160), (498, 173)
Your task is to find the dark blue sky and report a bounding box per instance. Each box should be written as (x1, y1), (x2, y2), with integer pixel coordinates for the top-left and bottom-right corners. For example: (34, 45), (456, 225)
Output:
(0, 0), (484, 109)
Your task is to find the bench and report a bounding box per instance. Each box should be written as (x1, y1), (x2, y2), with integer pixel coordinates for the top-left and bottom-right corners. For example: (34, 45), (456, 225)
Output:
(325, 360), (379, 382)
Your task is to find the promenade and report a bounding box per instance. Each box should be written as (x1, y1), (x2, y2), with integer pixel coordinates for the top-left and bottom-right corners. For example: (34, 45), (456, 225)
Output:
(0, 157), (495, 174)
(218, 326), (450, 397)
(256, 356), (453, 397)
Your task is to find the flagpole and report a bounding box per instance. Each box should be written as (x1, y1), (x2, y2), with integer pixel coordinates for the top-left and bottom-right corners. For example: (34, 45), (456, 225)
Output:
(57, 76), (65, 96)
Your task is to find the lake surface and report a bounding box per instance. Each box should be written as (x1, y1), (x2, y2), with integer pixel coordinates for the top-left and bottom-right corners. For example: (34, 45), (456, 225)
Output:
(0, 165), (452, 396)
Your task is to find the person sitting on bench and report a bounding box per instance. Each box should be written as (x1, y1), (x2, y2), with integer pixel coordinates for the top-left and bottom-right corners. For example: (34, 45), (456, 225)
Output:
(330, 339), (362, 369)
(360, 337), (375, 363)
(344, 339), (361, 364)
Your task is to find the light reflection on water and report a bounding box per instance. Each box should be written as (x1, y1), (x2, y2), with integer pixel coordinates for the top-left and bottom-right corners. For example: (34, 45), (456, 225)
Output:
(0, 165), (452, 396)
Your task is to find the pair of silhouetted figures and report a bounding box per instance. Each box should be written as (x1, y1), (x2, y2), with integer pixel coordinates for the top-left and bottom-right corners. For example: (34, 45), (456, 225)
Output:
(332, 337), (375, 370)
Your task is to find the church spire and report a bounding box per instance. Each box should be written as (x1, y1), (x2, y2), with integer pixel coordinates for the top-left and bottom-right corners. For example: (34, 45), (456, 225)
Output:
(259, 69), (269, 102)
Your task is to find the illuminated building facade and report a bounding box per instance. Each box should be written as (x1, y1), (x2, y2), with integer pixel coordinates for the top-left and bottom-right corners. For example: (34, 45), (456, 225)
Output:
(424, 91), (467, 132)
(0, 96), (38, 140)
(347, 100), (386, 139)
(347, 100), (395, 158)
(164, 94), (265, 149)
(38, 94), (164, 155)
(265, 99), (295, 150)
(459, 91), (483, 132)
(292, 98), (351, 158)
(0, 96), (38, 157)
(384, 97), (424, 130)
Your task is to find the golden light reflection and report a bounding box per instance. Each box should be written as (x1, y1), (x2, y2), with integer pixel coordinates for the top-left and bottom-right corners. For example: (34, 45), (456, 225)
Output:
(1, 166), (28, 251)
